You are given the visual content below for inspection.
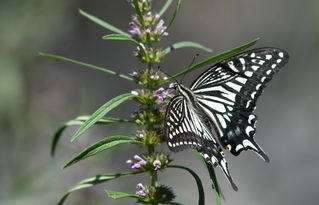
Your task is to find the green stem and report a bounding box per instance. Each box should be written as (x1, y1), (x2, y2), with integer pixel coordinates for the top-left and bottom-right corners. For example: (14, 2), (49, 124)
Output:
(148, 145), (158, 187)
(148, 145), (158, 205)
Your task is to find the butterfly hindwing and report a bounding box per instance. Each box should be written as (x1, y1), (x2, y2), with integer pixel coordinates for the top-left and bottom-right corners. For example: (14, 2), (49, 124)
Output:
(191, 48), (289, 161)
(165, 95), (238, 190)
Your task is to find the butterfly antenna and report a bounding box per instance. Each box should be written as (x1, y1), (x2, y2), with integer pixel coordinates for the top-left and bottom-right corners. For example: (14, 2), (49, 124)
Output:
(180, 53), (199, 84)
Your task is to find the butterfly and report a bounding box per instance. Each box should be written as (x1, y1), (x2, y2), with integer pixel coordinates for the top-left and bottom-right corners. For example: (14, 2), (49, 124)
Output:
(164, 47), (289, 190)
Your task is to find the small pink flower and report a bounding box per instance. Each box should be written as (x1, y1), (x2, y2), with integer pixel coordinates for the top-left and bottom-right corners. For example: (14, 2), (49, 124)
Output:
(131, 163), (142, 169)
(137, 183), (145, 191)
(155, 87), (165, 95)
(155, 19), (168, 36)
(139, 160), (147, 166)
(130, 155), (147, 169)
(128, 22), (141, 35)
(134, 155), (143, 161)
(136, 183), (147, 196)
(137, 190), (146, 196)
(154, 87), (174, 103)
(153, 160), (161, 170)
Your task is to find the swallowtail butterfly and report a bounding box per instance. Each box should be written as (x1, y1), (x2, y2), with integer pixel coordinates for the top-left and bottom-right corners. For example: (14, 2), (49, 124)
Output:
(164, 48), (289, 190)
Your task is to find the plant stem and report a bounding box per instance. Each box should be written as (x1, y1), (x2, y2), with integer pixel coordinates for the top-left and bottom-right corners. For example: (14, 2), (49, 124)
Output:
(148, 145), (158, 205)
(148, 145), (158, 187)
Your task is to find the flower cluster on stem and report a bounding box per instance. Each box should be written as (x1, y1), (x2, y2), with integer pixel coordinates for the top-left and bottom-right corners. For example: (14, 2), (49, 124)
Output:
(127, 1), (176, 203)
(128, 0), (169, 63)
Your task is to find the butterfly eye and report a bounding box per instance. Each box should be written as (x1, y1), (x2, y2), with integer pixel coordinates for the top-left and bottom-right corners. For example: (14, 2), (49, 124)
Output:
(226, 144), (232, 151)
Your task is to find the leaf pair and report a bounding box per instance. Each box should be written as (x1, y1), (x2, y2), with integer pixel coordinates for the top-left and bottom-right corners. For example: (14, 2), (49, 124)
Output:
(51, 116), (133, 156)
(64, 135), (143, 168)
(70, 93), (135, 142)
(58, 164), (200, 205)
(80, 8), (212, 55)
(51, 93), (136, 168)
(57, 171), (143, 205)
(105, 190), (182, 205)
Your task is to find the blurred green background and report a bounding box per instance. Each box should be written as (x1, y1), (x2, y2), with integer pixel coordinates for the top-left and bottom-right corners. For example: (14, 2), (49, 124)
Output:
(1, 0), (319, 204)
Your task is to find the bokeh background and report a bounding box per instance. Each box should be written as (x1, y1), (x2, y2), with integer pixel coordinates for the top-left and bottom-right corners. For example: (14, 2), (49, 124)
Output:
(1, 0), (318, 204)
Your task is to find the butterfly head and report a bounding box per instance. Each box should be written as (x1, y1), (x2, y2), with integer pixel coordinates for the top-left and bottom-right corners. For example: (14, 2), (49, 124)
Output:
(171, 83), (185, 93)
(170, 82), (179, 90)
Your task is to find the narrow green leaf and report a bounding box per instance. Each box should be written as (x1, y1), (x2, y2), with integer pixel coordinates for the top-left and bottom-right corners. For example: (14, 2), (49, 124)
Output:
(192, 150), (223, 205)
(167, 0), (183, 28)
(163, 41), (212, 55)
(39, 52), (134, 82)
(64, 135), (142, 168)
(106, 190), (140, 199)
(75, 116), (133, 124)
(158, 0), (174, 17)
(167, 38), (259, 81)
(51, 116), (133, 156)
(58, 171), (142, 205)
(168, 165), (205, 205)
(71, 93), (135, 142)
(79, 9), (130, 37)
(102, 33), (139, 44)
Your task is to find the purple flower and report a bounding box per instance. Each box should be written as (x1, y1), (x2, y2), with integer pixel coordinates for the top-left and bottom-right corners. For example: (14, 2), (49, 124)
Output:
(134, 154), (144, 161)
(153, 160), (161, 170)
(154, 87), (174, 103)
(155, 87), (165, 95)
(130, 155), (147, 169)
(136, 183), (147, 196)
(137, 183), (145, 191)
(131, 163), (142, 169)
(128, 21), (141, 35)
(155, 19), (168, 36)
(137, 190), (146, 196)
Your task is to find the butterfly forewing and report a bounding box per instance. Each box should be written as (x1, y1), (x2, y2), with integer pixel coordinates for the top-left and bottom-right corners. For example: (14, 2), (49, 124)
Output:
(191, 48), (289, 161)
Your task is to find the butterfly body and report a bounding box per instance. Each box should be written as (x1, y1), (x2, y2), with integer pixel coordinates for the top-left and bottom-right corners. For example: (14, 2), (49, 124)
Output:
(164, 47), (289, 190)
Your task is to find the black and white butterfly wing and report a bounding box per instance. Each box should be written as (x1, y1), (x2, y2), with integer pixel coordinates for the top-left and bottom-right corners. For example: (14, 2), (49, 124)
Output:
(165, 95), (238, 190)
(191, 48), (289, 161)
